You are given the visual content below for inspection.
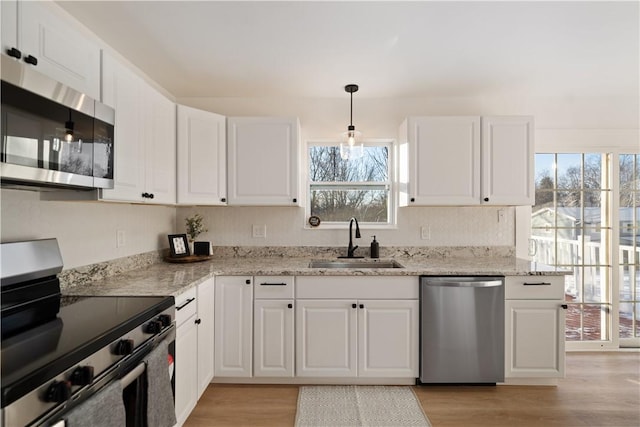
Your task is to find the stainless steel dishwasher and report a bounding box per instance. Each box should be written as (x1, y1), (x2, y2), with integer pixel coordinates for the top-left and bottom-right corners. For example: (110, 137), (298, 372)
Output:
(419, 276), (504, 384)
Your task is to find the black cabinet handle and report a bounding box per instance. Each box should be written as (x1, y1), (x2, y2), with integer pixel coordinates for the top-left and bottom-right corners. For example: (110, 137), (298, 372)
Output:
(293, 198), (297, 203)
(149, 193), (154, 199)
(7, 47), (21, 59)
(561, 304), (568, 309)
(141, 192), (149, 198)
(221, 198), (226, 203)
(410, 198), (415, 202)
(176, 297), (195, 310)
(195, 318), (201, 325)
(352, 303), (357, 309)
(523, 282), (551, 286)
(260, 282), (287, 286)
(245, 279), (251, 285)
(484, 197), (489, 202)
(287, 303), (293, 309)
(24, 55), (38, 65)
(359, 304), (364, 309)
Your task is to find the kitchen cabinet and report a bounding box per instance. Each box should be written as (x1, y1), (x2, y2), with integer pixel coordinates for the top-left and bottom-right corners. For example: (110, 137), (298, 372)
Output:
(177, 105), (227, 205)
(504, 276), (566, 379)
(296, 276), (419, 378)
(100, 52), (176, 204)
(253, 276), (295, 377)
(174, 278), (214, 425)
(398, 116), (533, 206)
(1, 0), (101, 99)
(481, 116), (534, 205)
(227, 117), (300, 206)
(214, 276), (253, 377)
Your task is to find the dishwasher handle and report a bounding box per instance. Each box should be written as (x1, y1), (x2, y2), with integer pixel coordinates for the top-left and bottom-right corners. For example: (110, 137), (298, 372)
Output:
(422, 278), (503, 288)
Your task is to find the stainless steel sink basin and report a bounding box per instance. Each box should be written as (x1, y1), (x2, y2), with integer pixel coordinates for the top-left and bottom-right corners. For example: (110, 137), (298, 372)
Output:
(308, 260), (404, 269)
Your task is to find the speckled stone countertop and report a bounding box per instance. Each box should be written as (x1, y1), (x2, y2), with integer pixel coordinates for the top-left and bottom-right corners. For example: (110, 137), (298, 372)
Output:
(61, 247), (570, 298)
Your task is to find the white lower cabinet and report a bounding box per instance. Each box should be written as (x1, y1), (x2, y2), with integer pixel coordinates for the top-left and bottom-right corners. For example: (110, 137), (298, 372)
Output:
(174, 278), (214, 426)
(295, 276), (419, 379)
(254, 299), (294, 377)
(504, 276), (566, 379)
(358, 300), (419, 377)
(296, 300), (358, 377)
(214, 276), (253, 377)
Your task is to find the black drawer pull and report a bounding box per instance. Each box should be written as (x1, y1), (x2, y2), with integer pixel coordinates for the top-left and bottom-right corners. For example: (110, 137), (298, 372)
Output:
(24, 55), (38, 65)
(260, 282), (287, 286)
(523, 282), (552, 286)
(176, 297), (195, 310)
(561, 304), (568, 309)
(7, 47), (21, 59)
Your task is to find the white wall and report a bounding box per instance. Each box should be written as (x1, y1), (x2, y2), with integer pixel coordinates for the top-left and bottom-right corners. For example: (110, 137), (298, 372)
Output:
(0, 189), (175, 269)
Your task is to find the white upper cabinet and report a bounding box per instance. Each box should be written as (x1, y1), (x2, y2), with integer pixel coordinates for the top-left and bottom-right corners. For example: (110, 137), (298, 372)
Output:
(399, 116), (534, 206)
(100, 52), (176, 204)
(177, 105), (227, 205)
(227, 117), (300, 206)
(2, 0), (101, 99)
(399, 116), (481, 206)
(481, 116), (534, 205)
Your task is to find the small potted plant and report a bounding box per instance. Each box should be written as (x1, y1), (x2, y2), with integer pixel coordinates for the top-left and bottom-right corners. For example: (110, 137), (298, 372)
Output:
(185, 213), (208, 252)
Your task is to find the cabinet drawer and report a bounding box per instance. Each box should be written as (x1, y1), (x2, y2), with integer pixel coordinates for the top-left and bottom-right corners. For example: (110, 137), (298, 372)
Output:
(175, 287), (197, 327)
(505, 276), (565, 300)
(254, 276), (294, 299)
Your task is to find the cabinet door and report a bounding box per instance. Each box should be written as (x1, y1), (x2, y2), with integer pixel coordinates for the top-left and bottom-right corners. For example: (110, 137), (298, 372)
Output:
(296, 300), (357, 377)
(358, 300), (419, 378)
(144, 87), (176, 204)
(175, 316), (198, 426)
(403, 116), (481, 205)
(1, 0), (17, 56)
(254, 299), (294, 377)
(505, 299), (565, 378)
(214, 276), (253, 377)
(18, 1), (100, 99)
(177, 105), (227, 205)
(482, 116), (534, 205)
(227, 117), (299, 206)
(100, 53), (146, 202)
(196, 278), (215, 397)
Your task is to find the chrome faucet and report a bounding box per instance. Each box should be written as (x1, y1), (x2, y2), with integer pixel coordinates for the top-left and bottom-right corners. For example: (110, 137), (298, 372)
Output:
(343, 217), (362, 258)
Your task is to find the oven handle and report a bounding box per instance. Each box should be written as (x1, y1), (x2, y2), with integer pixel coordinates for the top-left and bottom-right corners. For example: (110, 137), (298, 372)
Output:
(120, 361), (146, 388)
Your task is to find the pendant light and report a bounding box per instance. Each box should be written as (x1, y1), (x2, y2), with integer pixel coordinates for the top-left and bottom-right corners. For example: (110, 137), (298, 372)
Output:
(340, 84), (363, 160)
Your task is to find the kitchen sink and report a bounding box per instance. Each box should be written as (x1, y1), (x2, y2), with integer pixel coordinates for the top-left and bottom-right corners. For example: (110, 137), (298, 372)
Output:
(308, 260), (404, 269)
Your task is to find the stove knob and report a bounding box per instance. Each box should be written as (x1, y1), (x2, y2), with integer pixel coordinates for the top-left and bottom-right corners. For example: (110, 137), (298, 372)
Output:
(145, 320), (162, 334)
(70, 366), (94, 386)
(114, 339), (134, 355)
(44, 380), (72, 403)
(158, 314), (172, 327)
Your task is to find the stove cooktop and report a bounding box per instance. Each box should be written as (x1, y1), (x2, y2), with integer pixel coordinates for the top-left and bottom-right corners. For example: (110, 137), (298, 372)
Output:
(1, 295), (173, 407)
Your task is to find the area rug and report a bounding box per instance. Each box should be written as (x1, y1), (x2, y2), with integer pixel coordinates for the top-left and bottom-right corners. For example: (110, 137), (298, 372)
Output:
(294, 385), (431, 427)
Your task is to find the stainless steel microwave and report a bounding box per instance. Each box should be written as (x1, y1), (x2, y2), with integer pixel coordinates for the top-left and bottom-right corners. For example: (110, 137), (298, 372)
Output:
(1, 56), (114, 190)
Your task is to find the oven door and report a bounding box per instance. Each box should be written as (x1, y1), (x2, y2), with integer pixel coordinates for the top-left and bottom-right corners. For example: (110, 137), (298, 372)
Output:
(43, 327), (175, 427)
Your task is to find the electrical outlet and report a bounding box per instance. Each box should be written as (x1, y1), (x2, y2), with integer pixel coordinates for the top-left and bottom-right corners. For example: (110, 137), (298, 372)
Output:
(420, 226), (431, 240)
(252, 224), (267, 238)
(116, 230), (126, 247)
(498, 209), (506, 223)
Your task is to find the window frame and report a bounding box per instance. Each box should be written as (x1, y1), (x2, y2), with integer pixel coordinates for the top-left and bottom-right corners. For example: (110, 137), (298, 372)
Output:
(304, 138), (396, 229)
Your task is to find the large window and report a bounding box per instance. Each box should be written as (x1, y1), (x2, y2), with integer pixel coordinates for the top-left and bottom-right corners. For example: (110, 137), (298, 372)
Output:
(533, 152), (640, 347)
(532, 153), (613, 343)
(307, 141), (392, 225)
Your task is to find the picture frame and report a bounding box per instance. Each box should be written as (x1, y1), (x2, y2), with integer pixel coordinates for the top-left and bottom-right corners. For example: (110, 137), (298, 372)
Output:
(168, 234), (190, 257)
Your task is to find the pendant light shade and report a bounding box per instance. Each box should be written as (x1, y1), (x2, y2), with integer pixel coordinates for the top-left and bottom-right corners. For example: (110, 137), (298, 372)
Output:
(340, 84), (363, 160)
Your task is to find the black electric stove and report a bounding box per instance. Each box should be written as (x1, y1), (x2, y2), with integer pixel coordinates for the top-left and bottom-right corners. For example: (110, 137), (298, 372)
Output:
(0, 239), (175, 426)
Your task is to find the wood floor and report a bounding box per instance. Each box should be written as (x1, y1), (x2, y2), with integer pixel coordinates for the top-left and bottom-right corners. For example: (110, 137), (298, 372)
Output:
(184, 352), (640, 427)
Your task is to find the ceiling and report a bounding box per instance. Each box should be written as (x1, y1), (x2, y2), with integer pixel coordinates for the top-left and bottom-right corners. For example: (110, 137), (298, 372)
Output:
(56, 1), (639, 99)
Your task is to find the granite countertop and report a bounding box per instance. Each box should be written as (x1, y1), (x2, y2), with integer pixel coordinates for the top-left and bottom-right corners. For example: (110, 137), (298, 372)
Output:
(61, 254), (570, 298)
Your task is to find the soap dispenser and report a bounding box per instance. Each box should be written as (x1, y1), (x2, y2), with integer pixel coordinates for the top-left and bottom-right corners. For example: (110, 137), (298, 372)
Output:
(370, 236), (379, 258)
